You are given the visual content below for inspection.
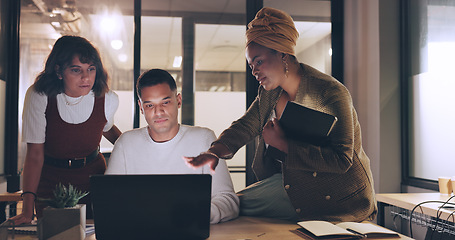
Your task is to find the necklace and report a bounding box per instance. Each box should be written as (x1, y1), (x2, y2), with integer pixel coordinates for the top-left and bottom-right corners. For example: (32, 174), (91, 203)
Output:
(63, 94), (85, 106)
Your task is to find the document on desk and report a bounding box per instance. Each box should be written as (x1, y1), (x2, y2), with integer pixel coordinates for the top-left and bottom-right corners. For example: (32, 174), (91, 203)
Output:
(293, 220), (399, 239)
(2, 220), (37, 236)
(8, 225), (37, 235)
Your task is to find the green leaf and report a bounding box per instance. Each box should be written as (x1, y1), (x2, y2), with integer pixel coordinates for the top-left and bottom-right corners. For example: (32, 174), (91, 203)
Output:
(37, 183), (89, 208)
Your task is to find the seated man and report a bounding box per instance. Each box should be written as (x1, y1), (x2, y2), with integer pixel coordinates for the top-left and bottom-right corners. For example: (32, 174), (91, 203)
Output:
(105, 69), (239, 224)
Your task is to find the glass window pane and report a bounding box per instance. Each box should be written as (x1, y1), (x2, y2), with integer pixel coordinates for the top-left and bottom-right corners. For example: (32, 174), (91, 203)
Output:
(0, 80), (4, 175)
(139, 16), (183, 128)
(407, 1), (455, 180)
(195, 23), (247, 191)
(264, 0), (332, 75)
(138, 1), (248, 191)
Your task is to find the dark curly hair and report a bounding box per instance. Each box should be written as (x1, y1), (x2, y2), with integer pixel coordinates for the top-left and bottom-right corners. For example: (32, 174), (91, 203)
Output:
(33, 35), (109, 96)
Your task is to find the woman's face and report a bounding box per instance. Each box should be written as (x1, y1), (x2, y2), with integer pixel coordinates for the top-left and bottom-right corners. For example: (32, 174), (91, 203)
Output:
(60, 55), (96, 97)
(246, 42), (284, 91)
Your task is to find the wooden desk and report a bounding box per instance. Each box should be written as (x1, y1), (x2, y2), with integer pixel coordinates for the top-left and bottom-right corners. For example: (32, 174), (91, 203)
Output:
(0, 191), (22, 223)
(376, 193), (455, 227)
(80, 216), (410, 240)
(208, 216), (412, 239)
(208, 216), (302, 239)
(7, 216), (411, 239)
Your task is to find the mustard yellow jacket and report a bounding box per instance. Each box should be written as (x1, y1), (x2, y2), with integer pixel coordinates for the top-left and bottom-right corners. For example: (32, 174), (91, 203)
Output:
(215, 63), (377, 222)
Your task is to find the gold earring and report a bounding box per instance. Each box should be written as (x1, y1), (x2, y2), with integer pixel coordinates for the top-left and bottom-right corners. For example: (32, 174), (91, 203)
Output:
(283, 59), (289, 77)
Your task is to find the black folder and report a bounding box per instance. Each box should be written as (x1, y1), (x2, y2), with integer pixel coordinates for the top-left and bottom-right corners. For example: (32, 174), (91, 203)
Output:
(265, 102), (338, 162)
(279, 101), (338, 144)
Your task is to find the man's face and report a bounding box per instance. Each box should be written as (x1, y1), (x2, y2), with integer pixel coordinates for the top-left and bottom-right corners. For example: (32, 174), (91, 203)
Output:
(138, 83), (181, 142)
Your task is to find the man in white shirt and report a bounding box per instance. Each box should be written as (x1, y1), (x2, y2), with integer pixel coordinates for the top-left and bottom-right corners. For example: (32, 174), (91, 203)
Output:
(105, 69), (239, 224)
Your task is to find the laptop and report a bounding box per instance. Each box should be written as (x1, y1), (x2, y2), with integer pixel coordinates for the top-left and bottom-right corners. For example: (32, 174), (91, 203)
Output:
(89, 174), (212, 240)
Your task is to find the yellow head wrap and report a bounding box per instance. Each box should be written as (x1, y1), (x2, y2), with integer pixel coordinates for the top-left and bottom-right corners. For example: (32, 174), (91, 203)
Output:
(246, 7), (299, 56)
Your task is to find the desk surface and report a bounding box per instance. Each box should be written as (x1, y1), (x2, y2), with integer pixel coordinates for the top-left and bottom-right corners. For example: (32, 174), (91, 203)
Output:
(376, 193), (455, 221)
(6, 216), (411, 240)
(0, 191), (22, 202)
(208, 216), (412, 239)
(82, 216), (411, 240)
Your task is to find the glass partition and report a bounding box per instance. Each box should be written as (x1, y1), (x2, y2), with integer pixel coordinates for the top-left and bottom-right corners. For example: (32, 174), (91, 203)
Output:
(0, 0), (6, 177)
(138, 16), (183, 128)
(404, 0), (455, 182)
(194, 23), (247, 190)
(139, 2), (247, 191)
(265, 0), (332, 75)
(0, 80), (4, 176)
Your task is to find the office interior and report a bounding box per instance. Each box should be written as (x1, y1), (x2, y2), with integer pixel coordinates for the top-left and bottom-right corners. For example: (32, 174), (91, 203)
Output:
(0, 0), (453, 239)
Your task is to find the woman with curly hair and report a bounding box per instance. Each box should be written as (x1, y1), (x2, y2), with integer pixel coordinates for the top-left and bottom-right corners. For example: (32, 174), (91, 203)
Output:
(11, 35), (121, 224)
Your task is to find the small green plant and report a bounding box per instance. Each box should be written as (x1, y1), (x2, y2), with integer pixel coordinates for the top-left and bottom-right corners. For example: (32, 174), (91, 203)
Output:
(38, 183), (88, 208)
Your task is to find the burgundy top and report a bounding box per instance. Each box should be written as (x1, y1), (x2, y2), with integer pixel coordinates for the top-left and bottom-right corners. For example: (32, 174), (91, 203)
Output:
(44, 95), (107, 159)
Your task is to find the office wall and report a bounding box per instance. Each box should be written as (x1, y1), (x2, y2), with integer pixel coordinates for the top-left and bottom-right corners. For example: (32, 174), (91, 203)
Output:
(344, 0), (402, 194)
(298, 35), (332, 76)
(344, 0), (382, 192)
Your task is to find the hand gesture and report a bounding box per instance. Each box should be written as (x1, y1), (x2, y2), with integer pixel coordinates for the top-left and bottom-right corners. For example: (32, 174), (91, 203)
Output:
(263, 118), (288, 153)
(183, 152), (219, 173)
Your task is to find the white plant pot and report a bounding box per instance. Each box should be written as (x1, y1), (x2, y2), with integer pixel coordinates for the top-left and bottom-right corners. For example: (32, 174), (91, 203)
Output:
(38, 204), (86, 240)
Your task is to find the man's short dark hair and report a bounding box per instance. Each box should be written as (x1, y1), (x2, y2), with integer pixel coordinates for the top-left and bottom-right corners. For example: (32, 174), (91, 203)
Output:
(136, 69), (177, 98)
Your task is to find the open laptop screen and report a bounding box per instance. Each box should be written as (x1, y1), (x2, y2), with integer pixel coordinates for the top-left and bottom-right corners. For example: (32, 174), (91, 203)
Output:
(90, 174), (211, 240)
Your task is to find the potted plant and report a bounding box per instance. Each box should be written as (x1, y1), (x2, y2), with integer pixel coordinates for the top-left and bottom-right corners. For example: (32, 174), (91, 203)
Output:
(37, 183), (88, 240)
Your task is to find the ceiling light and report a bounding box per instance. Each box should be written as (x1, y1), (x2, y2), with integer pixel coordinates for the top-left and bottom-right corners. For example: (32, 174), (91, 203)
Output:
(173, 56), (182, 68)
(100, 17), (117, 34)
(51, 22), (61, 28)
(118, 54), (127, 62)
(111, 40), (123, 50)
(52, 8), (63, 14)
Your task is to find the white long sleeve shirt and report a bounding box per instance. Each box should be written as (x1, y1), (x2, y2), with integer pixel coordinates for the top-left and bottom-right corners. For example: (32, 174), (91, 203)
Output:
(105, 125), (239, 224)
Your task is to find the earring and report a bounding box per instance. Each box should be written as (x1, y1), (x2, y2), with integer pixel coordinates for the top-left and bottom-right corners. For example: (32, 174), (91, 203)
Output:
(283, 59), (289, 78)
